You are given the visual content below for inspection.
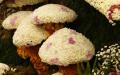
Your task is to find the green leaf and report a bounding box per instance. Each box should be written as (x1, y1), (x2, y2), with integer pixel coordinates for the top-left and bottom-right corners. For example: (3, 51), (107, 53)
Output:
(84, 62), (91, 75)
(77, 63), (82, 75)
(93, 57), (97, 69)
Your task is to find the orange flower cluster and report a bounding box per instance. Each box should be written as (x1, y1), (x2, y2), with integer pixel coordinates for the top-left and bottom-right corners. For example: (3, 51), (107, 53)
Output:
(17, 45), (49, 75)
(59, 64), (77, 75)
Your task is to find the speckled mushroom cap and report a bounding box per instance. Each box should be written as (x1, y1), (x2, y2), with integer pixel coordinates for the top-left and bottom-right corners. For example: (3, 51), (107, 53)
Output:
(2, 11), (32, 30)
(39, 28), (95, 66)
(13, 16), (48, 47)
(85, 0), (120, 24)
(31, 4), (77, 25)
(6, 0), (44, 7)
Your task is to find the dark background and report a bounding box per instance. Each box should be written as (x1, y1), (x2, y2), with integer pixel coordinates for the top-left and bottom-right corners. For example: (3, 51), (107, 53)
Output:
(0, 0), (120, 74)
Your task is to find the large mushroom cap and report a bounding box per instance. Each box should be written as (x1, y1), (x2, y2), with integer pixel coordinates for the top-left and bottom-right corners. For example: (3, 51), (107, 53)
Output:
(13, 16), (48, 47)
(2, 11), (32, 30)
(39, 28), (95, 66)
(31, 4), (77, 25)
(6, 0), (44, 7)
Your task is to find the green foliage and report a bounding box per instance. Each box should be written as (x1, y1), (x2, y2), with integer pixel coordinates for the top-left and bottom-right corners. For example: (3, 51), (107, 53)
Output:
(77, 62), (92, 75)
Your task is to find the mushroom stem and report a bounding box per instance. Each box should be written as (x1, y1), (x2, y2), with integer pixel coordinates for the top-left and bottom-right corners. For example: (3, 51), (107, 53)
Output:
(42, 23), (64, 35)
(30, 54), (49, 75)
(58, 64), (77, 75)
(17, 45), (49, 75)
(17, 47), (30, 59)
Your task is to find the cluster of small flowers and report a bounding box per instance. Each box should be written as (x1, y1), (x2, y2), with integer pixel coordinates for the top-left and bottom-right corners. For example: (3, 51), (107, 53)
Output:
(92, 43), (120, 75)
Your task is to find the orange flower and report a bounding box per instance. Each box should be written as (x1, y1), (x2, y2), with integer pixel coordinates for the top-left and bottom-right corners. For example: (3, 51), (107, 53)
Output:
(59, 64), (77, 75)
(17, 45), (49, 75)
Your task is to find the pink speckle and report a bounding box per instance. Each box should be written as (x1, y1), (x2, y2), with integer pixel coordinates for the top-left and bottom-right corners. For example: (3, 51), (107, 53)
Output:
(46, 43), (52, 49)
(68, 37), (76, 44)
(34, 16), (41, 24)
(60, 6), (69, 12)
(108, 4), (120, 21)
(86, 51), (93, 60)
(50, 58), (61, 65)
(10, 16), (17, 25)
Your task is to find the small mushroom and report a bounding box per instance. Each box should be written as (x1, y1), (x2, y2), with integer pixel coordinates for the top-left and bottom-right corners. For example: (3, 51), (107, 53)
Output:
(85, 0), (120, 25)
(0, 63), (10, 75)
(2, 11), (32, 30)
(13, 16), (48, 47)
(3, 4), (78, 75)
(0, 0), (3, 3)
(39, 28), (95, 75)
(6, 0), (45, 7)
(31, 4), (77, 34)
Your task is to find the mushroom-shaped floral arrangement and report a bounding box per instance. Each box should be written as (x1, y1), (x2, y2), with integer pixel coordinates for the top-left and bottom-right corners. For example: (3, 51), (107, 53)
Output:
(2, 3), (78, 75)
(13, 4), (77, 74)
(6, 0), (46, 7)
(85, 0), (120, 25)
(31, 4), (77, 35)
(2, 11), (32, 30)
(39, 28), (95, 75)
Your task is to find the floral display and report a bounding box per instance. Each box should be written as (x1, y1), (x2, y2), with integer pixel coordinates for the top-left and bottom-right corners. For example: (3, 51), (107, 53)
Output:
(93, 43), (120, 75)
(0, 0), (120, 75)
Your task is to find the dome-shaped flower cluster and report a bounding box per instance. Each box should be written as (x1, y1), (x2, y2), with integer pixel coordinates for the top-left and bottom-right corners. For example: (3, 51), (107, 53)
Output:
(92, 43), (120, 75)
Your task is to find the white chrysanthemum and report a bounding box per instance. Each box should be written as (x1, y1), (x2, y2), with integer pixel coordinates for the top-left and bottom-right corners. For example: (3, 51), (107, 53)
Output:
(6, 0), (44, 7)
(13, 16), (48, 47)
(0, 63), (10, 75)
(2, 11), (32, 30)
(85, 0), (120, 24)
(39, 28), (95, 66)
(31, 4), (77, 25)
(52, 72), (63, 75)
